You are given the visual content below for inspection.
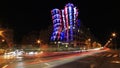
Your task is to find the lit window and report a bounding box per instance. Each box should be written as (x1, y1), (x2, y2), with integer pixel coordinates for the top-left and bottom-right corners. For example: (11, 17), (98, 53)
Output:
(73, 27), (75, 29)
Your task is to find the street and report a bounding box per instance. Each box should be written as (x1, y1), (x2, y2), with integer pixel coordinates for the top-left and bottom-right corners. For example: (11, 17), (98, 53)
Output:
(53, 49), (120, 68)
(1, 48), (109, 68)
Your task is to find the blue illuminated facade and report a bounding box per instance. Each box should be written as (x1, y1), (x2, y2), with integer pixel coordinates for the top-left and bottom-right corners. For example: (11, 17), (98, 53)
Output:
(51, 9), (63, 41)
(51, 3), (79, 45)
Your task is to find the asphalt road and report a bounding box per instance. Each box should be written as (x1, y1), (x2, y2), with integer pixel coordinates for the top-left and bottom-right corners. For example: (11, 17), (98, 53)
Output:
(3, 49), (108, 68)
(53, 49), (120, 68)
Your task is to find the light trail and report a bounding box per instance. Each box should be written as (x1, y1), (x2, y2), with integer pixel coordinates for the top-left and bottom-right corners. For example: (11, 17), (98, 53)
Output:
(2, 65), (8, 68)
(5, 49), (108, 68)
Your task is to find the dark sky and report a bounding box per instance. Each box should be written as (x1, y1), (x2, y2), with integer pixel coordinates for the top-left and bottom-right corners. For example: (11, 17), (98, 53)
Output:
(0, 0), (119, 44)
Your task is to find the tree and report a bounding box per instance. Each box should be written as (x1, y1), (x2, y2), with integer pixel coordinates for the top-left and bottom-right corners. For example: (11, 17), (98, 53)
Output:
(39, 25), (52, 44)
(21, 31), (39, 45)
(0, 28), (14, 48)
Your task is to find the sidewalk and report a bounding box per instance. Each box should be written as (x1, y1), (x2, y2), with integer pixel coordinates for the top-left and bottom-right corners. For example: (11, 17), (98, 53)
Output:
(0, 55), (7, 67)
(0, 55), (15, 68)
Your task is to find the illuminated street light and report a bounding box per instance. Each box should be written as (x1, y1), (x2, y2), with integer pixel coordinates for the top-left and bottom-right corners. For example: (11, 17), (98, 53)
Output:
(109, 38), (112, 41)
(111, 32), (117, 50)
(0, 29), (13, 48)
(0, 31), (4, 36)
(112, 32), (116, 37)
(87, 38), (91, 49)
(37, 40), (41, 44)
(88, 38), (91, 41)
(104, 32), (117, 49)
(37, 40), (41, 48)
(0, 31), (4, 42)
(2, 39), (5, 42)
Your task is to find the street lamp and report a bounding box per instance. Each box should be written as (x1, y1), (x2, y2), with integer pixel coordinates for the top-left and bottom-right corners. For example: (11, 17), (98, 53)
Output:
(111, 32), (117, 50)
(37, 40), (41, 47)
(2, 39), (5, 42)
(87, 38), (91, 49)
(37, 40), (41, 44)
(112, 32), (116, 38)
(104, 32), (117, 49)
(0, 31), (4, 37)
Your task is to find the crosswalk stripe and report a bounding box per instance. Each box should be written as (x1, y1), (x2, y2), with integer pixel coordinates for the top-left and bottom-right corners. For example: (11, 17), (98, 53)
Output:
(113, 54), (118, 57)
(94, 53), (120, 57)
(106, 54), (112, 57)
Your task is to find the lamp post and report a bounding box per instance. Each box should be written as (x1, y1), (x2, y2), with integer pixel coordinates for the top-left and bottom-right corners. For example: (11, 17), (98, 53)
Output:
(111, 32), (117, 50)
(88, 38), (91, 49)
(37, 40), (41, 48)
(104, 32), (117, 49)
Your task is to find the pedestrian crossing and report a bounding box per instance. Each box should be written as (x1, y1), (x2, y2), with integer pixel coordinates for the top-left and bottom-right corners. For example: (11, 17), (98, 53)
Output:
(113, 54), (118, 57)
(106, 54), (112, 57)
(93, 53), (120, 58)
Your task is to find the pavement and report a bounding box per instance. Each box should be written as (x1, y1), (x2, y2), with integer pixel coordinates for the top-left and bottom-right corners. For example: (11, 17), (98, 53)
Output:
(53, 49), (120, 68)
(0, 54), (17, 68)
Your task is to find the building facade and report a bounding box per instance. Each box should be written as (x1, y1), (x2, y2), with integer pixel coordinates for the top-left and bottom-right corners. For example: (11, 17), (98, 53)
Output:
(50, 3), (80, 46)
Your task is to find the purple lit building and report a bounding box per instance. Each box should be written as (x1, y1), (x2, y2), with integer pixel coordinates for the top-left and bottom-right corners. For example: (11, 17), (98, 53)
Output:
(51, 3), (79, 46)
(51, 9), (63, 41)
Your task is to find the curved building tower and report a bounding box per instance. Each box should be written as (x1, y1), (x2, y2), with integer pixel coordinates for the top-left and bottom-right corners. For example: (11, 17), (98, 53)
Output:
(50, 9), (63, 41)
(62, 3), (78, 42)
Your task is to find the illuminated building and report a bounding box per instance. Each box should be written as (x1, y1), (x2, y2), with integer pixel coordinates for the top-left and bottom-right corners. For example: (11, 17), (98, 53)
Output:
(50, 3), (79, 44)
(62, 3), (78, 42)
(50, 3), (81, 46)
(50, 9), (63, 41)
(50, 3), (97, 48)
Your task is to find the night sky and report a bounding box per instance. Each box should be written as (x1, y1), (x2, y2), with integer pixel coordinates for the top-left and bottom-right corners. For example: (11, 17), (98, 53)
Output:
(0, 0), (119, 45)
